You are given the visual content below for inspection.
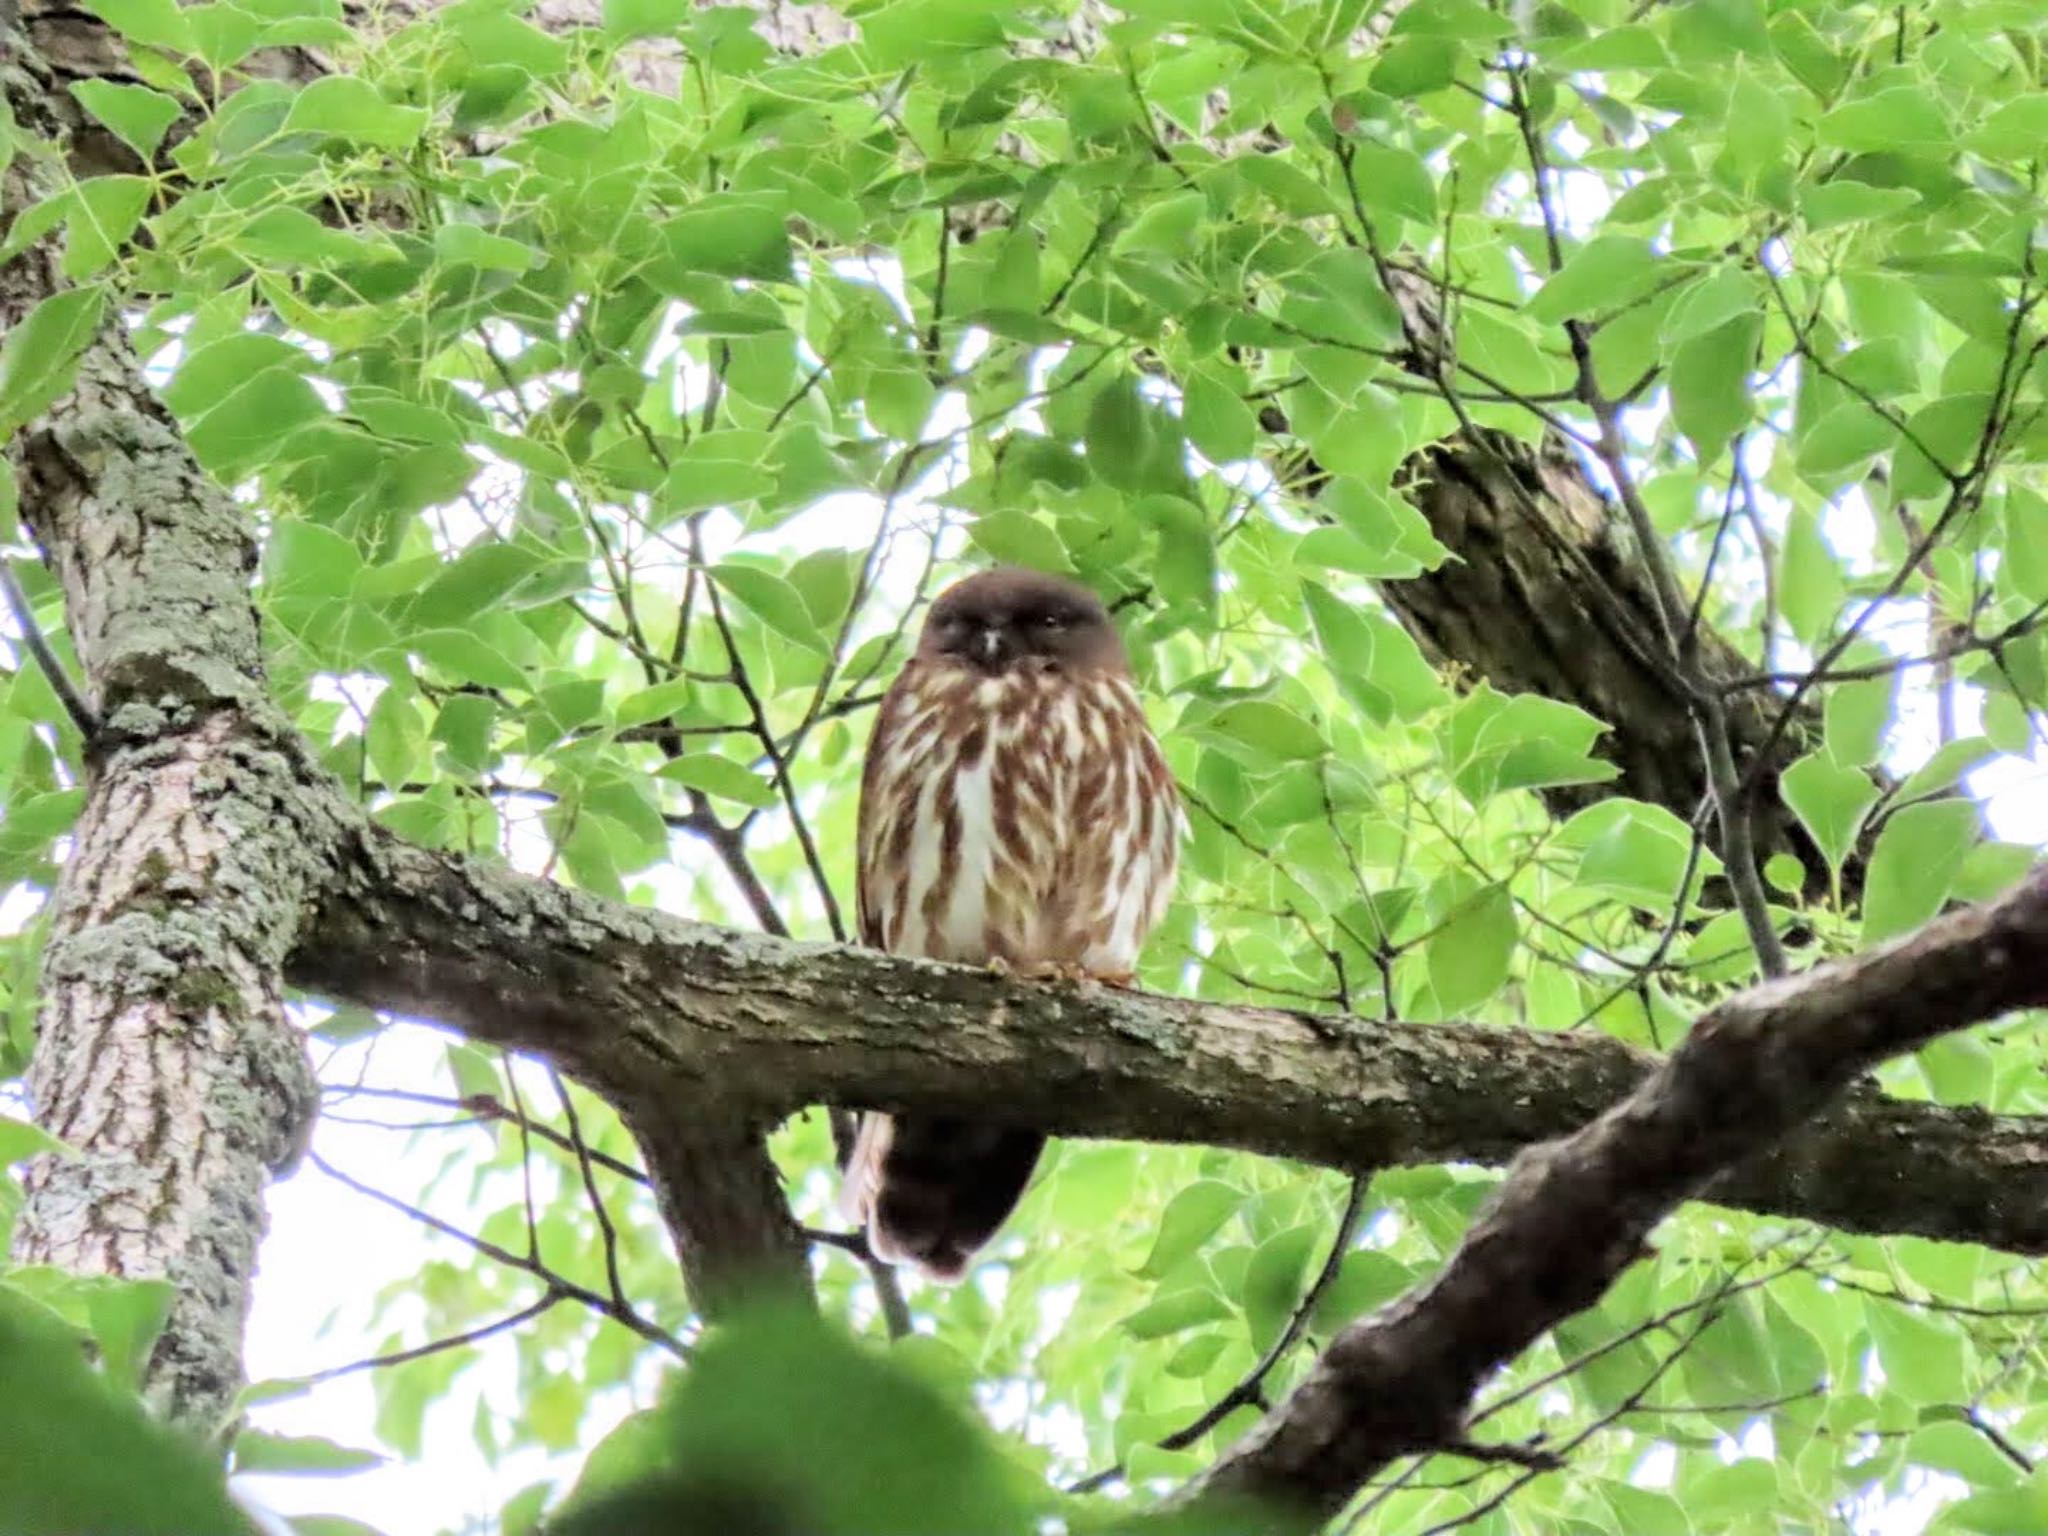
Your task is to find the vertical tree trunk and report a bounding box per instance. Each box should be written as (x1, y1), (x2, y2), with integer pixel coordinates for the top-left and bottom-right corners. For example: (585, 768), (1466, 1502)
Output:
(3, 39), (324, 1431)
(17, 715), (323, 1431)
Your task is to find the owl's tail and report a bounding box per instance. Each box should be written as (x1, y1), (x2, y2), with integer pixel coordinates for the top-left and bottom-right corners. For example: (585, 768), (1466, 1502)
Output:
(837, 1112), (1044, 1282)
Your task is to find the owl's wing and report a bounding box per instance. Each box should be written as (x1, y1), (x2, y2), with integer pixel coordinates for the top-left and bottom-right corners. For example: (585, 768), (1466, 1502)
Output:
(854, 673), (915, 951)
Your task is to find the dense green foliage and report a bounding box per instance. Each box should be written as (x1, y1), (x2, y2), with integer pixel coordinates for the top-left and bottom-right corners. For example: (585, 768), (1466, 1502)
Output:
(5, 0), (2048, 1529)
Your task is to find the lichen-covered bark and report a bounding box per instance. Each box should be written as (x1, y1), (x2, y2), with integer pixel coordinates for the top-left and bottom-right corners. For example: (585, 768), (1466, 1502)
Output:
(1, 32), (334, 1434)
(16, 717), (325, 1430)
(1189, 865), (2048, 1531)
(290, 828), (2048, 1257)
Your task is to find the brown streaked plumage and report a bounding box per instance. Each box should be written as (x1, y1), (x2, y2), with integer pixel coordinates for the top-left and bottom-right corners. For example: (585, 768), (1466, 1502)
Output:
(838, 566), (1181, 1280)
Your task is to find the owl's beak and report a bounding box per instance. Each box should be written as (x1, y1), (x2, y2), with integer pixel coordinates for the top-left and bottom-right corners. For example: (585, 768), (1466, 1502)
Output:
(977, 627), (1006, 664)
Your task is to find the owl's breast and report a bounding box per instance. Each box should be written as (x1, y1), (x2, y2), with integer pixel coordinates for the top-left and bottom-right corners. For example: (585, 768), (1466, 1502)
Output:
(859, 667), (1178, 974)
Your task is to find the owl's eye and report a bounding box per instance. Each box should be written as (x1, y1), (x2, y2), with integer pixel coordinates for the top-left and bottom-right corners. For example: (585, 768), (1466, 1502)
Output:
(1039, 612), (1066, 630)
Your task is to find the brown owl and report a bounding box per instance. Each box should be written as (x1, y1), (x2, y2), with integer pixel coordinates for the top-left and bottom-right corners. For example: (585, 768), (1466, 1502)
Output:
(838, 567), (1181, 1280)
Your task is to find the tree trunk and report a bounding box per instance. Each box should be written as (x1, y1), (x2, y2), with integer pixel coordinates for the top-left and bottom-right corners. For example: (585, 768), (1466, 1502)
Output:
(3, 38), (326, 1430)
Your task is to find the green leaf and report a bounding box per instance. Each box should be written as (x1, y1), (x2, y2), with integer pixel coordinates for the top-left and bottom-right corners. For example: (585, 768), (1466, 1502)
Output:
(1524, 237), (1661, 324)
(84, 1278), (176, 1392)
(1799, 180), (1919, 230)
(0, 1287), (256, 1535)
(366, 686), (427, 791)
(281, 76), (426, 149)
(657, 753), (778, 810)
(1668, 312), (1759, 462)
(185, 369), (328, 474)
(69, 80), (183, 162)
(1861, 800), (1978, 944)
(1819, 90), (1950, 152)
(1779, 753), (1877, 874)
(81, 0), (192, 51)
(265, 520), (361, 598)
(660, 430), (777, 517)
(1567, 799), (1710, 911)
(0, 288), (108, 434)
(1796, 402), (1896, 479)
(1778, 506), (1844, 647)
(1197, 700), (1329, 763)
(1137, 1180), (1243, 1280)
(1301, 582), (1445, 723)
(1426, 882), (1516, 1013)
(1823, 673), (1895, 766)
(163, 333), (310, 417)
(233, 1430), (386, 1474)
(1343, 142), (1436, 227)
(1085, 375), (1180, 495)
(1972, 97), (2048, 160)
(1660, 265), (1762, 348)
(551, 1307), (1032, 1536)
(1906, 1422), (2025, 1490)
(433, 223), (540, 273)
(965, 511), (1070, 573)
(1241, 1224), (1317, 1353)
(1320, 478), (1450, 573)
(711, 564), (828, 654)
(1181, 367), (1255, 463)
(2005, 488), (2048, 603)
(1447, 686), (1617, 801)
(1114, 190), (1206, 256)
(1120, 1287), (1233, 1340)
(0, 1114), (73, 1165)
(1945, 1478), (2048, 1536)
(656, 198), (792, 283)
(432, 694), (497, 775)
(409, 630), (530, 693)
(1866, 1299), (1968, 1403)
(1137, 495), (1217, 614)
(1311, 1250), (1413, 1331)
(412, 544), (549, 628)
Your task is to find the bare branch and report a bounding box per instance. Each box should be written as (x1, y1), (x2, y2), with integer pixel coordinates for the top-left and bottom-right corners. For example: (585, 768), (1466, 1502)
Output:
(1186, 867), (2048, 1529)
(309, 1152), (687, 1362)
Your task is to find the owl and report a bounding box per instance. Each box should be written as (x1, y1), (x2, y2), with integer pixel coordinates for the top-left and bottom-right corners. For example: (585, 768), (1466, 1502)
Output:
(838, 567), (1181, 1279)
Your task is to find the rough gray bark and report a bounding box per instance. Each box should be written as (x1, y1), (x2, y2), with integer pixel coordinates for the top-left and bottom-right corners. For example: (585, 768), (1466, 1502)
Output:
(288, 828), (2048, 1258)
(1188, 864), (2048, 1532)
(3, 36), (325, 1433)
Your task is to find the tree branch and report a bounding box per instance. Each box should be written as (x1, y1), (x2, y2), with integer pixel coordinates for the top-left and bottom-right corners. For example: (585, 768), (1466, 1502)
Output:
(290, 829), (2048, 1264)
(1185, 866), (2048, 1530)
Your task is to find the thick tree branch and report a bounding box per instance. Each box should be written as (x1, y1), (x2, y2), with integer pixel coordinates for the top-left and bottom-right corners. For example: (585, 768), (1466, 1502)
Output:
(1187, 867), (2048, 1530)
(290, 829), (2048, 1262)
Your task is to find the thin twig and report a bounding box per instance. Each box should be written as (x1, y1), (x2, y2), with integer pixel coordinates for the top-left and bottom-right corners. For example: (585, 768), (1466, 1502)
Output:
(551, 1067), (630, 1312)
(0, 558), (96, 737)
(310, 1151), (687, 1360)
(300, 1290), (565, 1385)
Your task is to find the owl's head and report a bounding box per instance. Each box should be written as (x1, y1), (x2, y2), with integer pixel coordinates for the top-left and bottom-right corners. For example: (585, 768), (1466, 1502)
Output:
(918, 567), (1126, 675)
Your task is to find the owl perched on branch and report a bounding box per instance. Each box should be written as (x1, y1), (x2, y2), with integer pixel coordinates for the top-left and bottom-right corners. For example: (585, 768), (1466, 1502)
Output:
(839, 567), (1181, 1280)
